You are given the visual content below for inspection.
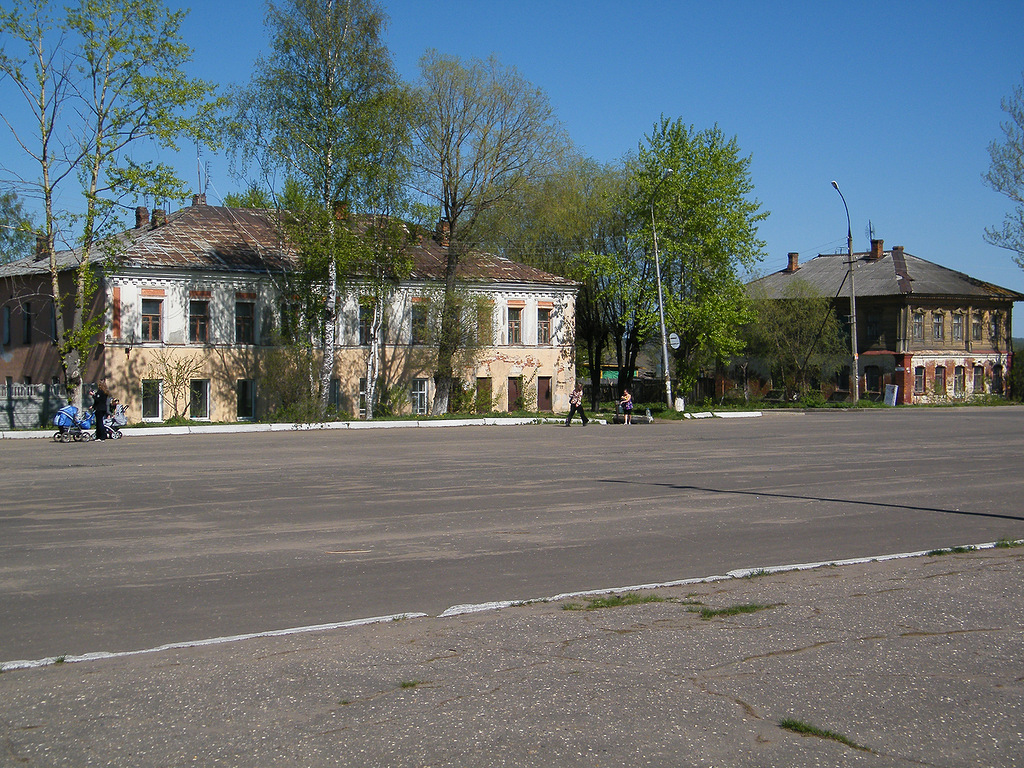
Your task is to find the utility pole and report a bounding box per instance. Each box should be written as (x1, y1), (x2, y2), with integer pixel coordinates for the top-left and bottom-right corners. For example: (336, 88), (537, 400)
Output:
(651, 169), (674, 409)
(831, 181), (859, 403)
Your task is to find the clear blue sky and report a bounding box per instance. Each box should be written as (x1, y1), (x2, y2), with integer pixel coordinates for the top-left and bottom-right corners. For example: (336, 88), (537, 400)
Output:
(9, 1), (1024, 331)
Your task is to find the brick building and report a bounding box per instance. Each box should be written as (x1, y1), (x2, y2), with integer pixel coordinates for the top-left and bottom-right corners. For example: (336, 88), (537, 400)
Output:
(746, 240), (1022, 403)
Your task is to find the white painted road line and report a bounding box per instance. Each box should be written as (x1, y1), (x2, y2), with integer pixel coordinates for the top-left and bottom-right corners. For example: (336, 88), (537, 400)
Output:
(2, 541), (1005, 673)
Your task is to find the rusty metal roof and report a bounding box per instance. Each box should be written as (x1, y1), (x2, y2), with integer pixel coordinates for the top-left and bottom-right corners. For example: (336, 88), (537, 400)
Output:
(0, 202), (576, 289)
(748, 248), (1024, 302)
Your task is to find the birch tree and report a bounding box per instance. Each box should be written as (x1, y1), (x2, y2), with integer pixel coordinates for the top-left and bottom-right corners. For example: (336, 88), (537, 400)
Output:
(235, 0), (403, 416)
(0, 0), (220, 401)
(0, 190), (36, 263)
(412, 51), (565, 415)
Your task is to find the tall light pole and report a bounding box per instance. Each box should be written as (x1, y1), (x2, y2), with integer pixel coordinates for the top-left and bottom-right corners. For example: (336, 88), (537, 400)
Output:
(831, 180), (859, 403)
(651, 170), (674, 409)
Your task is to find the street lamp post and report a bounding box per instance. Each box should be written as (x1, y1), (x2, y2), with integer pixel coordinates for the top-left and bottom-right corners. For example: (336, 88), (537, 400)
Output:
(651, 170), (673, 409)
(831, 180), (859, 403)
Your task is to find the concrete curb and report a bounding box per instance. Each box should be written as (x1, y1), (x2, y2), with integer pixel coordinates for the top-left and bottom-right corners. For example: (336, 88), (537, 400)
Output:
(0, 416), (544, 439)
(4, 539), (1004, 674)
(2, 413), (766, 439)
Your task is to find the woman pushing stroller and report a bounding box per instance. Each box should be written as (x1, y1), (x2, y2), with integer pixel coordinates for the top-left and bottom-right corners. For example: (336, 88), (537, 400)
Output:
(90, 379), (112, 440)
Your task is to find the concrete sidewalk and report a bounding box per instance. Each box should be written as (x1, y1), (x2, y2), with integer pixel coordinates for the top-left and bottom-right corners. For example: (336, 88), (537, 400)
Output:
(1, 410), (761, 439)
(2, 545), (1020, 767)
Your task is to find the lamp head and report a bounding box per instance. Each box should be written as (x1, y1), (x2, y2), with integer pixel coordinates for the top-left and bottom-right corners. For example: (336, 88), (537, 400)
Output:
(830, 180), (840, 191)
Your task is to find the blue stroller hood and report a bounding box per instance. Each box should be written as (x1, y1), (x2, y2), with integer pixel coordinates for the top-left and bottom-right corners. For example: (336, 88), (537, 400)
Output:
(53, 406), (77, 428)
(53, 406), (95, 429)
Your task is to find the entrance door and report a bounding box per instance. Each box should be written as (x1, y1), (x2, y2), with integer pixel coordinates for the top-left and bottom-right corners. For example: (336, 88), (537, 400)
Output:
(537, 376), (552, 411)
(507, 377), (521, 412)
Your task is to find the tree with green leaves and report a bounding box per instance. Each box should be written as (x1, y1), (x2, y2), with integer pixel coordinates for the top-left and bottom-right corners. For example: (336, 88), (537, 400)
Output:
(234, 0), (409, 416)
(0, 0), (220, 401)
(984, 73), (1024, 269)
(631, 117), (768, 396)
(481, 156), (629, 409)
(744, 279), (846, 399)
(356, 89), (415, 419)
(0, 190), (36, 263)
(411, 50), (565, 415)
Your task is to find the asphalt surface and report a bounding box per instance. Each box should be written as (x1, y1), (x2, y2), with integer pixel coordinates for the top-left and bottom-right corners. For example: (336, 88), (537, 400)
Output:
(1, 547), (1021, 767)
(2, 408), (1023, 766)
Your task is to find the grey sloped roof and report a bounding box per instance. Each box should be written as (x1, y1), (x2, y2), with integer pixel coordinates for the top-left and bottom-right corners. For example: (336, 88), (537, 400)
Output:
(749, 249), (1024, 301)
(0, 203), (576, 289)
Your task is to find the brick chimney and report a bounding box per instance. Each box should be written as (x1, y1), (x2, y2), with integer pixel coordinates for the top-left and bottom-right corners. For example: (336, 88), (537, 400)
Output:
(135, 206), (150, 229)
(35, 233), (49, 260)
(869, 239), (884, 261)
(892, 245), (905, 258)
(435, 219), (451, 247)
(785, 252), (799, 272)
(151, 209), (166, 228)
(191, 193), (206, 207)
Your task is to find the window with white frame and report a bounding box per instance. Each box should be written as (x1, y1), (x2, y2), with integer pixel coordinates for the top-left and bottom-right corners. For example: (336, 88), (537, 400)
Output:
(411, 378), (429, 415)
(934, 365), (946, 396)
(912, 311), (924, 340)
(190, 301), (210, 343)
(537, 308), (551, 345)
(411, 302), (429, 345)
(914, 366), (925, 394)
(141, 379), (162, 420)
(972, 312), (983, 341)
(236, 379), (255, 419)
(189, 379), (210, 419)
(359, 301), (372, 345)
(235, 301), (255, 344)
(973, 365), (984, 393)
(141, 299), (162, 342)
(507, 307), (522, 345)
(931, 311), (944, 341)
(329, 378), (341, 410)
(953, 366), (965, 396)
(952, 313), (964, 342)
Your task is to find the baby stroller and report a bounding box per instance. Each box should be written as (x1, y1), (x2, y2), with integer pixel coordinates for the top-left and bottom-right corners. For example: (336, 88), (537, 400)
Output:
(52, 405), (96, 443)
(103, 401), (128, 439)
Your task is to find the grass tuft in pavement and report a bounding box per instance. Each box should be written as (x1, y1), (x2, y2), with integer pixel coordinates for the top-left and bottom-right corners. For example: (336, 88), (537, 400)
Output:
(562, 593), (666, 611)
(779, 718), (872, 752)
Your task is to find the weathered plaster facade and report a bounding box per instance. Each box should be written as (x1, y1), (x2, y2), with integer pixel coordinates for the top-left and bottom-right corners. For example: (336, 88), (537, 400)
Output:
(1, 199), (578, 423)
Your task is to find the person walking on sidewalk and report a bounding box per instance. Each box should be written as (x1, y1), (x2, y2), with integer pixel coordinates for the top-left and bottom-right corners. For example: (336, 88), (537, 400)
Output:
(565, 382), (588, 426)
(619, 388), (634, 425)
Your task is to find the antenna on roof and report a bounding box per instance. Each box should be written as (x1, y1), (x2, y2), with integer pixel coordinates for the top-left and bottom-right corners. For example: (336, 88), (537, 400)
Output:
(196, 142), (203, 193)
(865, 220), (875, 248)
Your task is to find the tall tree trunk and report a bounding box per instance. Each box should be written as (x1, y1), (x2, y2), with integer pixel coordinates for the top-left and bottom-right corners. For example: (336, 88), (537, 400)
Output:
(364, 287), (385, 419)
(431, 240), (461, 415)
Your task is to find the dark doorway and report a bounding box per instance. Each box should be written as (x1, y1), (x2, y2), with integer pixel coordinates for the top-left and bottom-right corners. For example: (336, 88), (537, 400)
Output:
(537, 376), (552, 411)
(507, 377), (522, 412)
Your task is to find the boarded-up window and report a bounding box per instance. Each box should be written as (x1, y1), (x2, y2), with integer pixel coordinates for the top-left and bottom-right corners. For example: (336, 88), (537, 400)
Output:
(476, 301), (493, 345)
